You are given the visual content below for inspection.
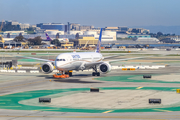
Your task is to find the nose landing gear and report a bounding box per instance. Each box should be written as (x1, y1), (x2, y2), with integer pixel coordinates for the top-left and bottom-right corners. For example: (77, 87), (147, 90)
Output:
(69, 71), (73, 77)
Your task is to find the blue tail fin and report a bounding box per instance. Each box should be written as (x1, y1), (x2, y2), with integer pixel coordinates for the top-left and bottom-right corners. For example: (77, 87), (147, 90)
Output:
(96, 28), (102, 53)
(45, 33), (52, 41)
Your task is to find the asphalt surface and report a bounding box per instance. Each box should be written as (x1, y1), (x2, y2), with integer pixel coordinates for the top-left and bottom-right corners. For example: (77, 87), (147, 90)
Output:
(0, 50), (180, 120)
(0, 67), (179, 120)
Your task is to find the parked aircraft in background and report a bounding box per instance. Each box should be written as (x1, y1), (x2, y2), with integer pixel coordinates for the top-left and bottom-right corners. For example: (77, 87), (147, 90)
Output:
(45, 33), (52, 41)
(45, 33), (69, 42)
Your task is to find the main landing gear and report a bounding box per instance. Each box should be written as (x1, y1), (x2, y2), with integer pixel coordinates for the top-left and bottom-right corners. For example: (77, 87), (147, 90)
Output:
(66, 70), (73, 77)
(92, 66), (100, 76)
(53, 71), (72, 78)
(92, 72), (100, 76)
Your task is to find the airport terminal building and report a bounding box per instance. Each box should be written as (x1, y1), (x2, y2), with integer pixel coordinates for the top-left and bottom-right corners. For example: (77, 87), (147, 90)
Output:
(37, 23), (66, 31)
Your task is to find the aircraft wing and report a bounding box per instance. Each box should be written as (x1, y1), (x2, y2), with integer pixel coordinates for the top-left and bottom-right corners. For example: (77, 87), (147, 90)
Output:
(103, 54), (123, 59)
(107, 56), (152, 63)
(16, 56), (55, 63)
(85, 56), (152, 67)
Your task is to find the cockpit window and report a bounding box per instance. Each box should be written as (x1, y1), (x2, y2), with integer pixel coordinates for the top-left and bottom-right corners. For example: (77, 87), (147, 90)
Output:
(56, 59), (65, 61)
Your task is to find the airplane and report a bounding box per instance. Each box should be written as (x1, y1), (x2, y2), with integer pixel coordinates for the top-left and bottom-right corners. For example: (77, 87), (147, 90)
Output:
(45, 33), (52, 41)
(20, 28), (149, 77)
(45, 33), (69, 42)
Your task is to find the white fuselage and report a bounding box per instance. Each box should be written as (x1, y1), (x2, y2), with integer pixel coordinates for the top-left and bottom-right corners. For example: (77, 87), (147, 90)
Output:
(55, 52), (103, 71)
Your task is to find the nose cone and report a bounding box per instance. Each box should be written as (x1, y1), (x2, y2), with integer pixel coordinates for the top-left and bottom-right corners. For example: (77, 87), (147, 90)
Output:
(55, 61), (61, 70)
(55, 53), (69, 71)
(55, 61), (66, 71)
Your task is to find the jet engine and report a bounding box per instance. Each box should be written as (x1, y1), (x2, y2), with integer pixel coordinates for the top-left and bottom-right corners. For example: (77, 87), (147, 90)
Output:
(41, 62), (54, 74)
(99, 62), (111, 74)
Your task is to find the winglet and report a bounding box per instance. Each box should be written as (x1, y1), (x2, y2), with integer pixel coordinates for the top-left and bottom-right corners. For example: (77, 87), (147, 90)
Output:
(96, 28), (102, 53)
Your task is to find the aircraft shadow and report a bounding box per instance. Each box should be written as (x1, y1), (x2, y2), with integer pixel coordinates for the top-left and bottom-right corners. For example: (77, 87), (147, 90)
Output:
(72, 74), (91, 76)
(53, 79), (102, 83)
(37, 74), (103, 83)
(37, 74), (93, 78)
(37, 75), (52, 77)
(70, 74), (94, 78)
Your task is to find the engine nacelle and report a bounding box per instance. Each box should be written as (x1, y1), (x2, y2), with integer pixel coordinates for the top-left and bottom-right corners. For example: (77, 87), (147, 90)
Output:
(41, 62), (54, 74)
(99, 62), (111, 74)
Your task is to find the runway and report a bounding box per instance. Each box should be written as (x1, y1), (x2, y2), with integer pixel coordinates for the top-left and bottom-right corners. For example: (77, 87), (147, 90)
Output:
(0, 50), (180, 119)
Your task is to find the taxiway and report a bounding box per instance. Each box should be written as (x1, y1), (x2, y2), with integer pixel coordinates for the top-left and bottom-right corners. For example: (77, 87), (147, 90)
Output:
(0, 51), (180, 119)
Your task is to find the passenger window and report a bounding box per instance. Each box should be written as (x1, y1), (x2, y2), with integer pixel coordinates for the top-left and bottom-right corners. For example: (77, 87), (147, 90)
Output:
(63, 59), (65, 61)
(60, 59), (62, 61)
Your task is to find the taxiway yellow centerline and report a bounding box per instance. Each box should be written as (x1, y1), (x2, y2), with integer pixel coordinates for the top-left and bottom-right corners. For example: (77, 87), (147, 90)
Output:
(153, 109), (172, 112)
(103, 110), (114, 113)
(136, 87), (143, 89)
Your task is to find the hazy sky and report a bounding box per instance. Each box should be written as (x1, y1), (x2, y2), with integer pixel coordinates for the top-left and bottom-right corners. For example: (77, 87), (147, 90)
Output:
(1, 0), (180, 27)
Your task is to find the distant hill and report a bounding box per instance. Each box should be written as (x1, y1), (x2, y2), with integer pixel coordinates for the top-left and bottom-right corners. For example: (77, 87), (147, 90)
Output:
(130, 26), (180, 35)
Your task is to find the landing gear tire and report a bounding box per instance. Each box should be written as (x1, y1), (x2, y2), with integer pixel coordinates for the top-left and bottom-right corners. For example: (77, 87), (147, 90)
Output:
(92, 72), (100, 76)
(97, 72), (100, 76)
(69, 72), (72, 77)
(92, 66), (100, 76)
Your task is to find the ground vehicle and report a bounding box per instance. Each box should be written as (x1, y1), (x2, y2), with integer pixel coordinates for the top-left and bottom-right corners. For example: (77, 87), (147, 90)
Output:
(53, 73), (69, 78)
